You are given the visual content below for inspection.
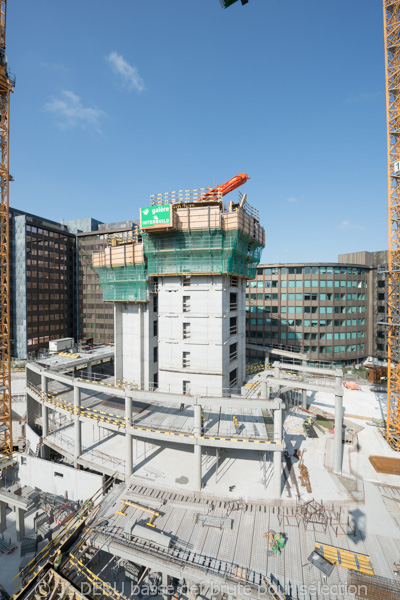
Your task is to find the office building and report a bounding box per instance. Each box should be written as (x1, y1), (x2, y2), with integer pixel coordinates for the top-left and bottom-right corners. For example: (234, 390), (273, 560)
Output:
(10, 208), (77, 359)
(246, 251), (387, 366)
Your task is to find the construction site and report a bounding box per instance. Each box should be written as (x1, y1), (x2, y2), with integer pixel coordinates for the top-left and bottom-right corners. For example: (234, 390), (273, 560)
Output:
(1, 1), (400, 600)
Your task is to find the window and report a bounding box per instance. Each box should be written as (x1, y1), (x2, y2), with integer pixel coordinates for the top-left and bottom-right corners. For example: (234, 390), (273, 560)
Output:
(55, 472), (64, 478)
(230, 342), (237, 361)
(229, 368), (237, 387)
(183, 322), (190, 339)
(281, 267), (287, 274)
(182, 351), (190, 368)
(281, 293), (287, 301)
(153, 320), (158, 337)
(183, 381), (190, 395)
(230, 316), (237, 335)
(183, 296), (190, 312)
(153, 347), (158, 363)
(153, 295), (158, 312)
(183, 275), (191, 287)
(230, 292), (238, 311)
(231, 275), (239, 287)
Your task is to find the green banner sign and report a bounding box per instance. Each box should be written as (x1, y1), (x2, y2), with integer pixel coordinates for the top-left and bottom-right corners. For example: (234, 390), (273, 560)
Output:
(140, 204), (172, 229)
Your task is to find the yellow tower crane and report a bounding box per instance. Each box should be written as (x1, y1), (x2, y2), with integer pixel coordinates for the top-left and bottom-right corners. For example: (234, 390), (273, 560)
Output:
(384, 0), (400, 450)
(0, 0), (13, 456)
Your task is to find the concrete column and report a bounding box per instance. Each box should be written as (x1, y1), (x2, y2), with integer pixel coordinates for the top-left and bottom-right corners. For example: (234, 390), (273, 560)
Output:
(260, 379), (268, 399)
(125, 394), (133, 480)
(264, 353), (270, 369)
(16, 507), (25, 541)
(334, 371), (343, 475)
(273, 363), (280, 380)
(74, 385), (82, 469)
(161, 573), (171, 600)
(302, 359), (308, 409)
(273, 402), (283, 498)
(193, 403), (202, 491)
(0, 500), (6, 533)
(87, 361), (92, 378)
(41, 374), (50, 460)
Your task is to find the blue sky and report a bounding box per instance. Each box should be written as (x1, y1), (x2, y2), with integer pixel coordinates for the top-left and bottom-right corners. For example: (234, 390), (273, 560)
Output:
(8, 0), (385, 263)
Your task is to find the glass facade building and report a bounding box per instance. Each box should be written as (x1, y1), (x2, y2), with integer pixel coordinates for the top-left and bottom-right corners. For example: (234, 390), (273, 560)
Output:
(246, 255), (387, 366)
(10, 208), (77, 358)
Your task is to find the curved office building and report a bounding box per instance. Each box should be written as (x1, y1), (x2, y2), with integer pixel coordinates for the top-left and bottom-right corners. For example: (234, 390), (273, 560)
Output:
(246, 255), (386, 366)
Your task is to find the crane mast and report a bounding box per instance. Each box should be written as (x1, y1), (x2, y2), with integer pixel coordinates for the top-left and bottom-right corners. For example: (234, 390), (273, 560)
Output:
(384, 0), (400, 450)
(0, 0), (12, 456)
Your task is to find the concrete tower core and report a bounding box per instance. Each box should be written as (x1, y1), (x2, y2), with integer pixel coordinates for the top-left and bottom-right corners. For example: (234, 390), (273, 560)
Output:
(92, 182), (265, 396)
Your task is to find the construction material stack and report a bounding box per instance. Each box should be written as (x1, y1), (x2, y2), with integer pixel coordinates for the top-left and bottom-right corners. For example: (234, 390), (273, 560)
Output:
(92, 174), (265, 395)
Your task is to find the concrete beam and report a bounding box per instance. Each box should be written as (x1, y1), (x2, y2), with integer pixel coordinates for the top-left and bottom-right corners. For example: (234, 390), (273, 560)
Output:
(272, 361), (343, 378)
(246, 344), (307, 361)
(261, 376), (336, 395)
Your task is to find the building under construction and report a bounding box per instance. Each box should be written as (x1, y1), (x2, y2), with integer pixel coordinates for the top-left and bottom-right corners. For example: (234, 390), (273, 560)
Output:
(92, 174), (264, 396)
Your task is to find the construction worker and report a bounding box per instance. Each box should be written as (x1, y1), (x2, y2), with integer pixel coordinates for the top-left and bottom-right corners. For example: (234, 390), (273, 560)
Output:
(53, 549), (62, 573)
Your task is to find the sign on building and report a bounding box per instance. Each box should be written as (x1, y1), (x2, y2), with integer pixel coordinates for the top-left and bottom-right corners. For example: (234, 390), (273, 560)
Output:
(394, 161), (400, 174)
(140, 205), (173, 229)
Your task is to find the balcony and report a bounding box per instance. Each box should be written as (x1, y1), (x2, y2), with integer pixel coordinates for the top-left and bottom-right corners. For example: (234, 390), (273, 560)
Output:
(230, 326), (237, 335)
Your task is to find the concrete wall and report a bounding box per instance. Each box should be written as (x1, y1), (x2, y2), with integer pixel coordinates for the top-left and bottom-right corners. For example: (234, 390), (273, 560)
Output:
(114, 300), (157, 387)
(17, 453), (103, 501)
(158, 275), (245, 396)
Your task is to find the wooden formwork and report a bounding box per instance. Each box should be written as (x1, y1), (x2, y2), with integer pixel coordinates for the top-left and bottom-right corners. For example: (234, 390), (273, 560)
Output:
(174, 204), (265, 245)
(92, 243), (144, 268)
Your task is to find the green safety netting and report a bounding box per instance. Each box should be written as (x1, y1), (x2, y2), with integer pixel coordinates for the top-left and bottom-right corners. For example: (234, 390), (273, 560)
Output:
(95, 264), (148, 302)
(143, 229), (264, 278)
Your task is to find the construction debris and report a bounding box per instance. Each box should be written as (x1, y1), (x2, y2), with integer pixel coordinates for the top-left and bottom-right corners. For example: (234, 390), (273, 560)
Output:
(298, 449), (312, 493)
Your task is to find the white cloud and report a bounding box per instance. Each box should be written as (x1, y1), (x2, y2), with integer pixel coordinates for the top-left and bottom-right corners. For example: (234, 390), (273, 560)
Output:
(287, 196), (298, 203)
(345, 91), (381, 104)
(339, 220), (367, 231)
(106, 51), (145, 92)
(44, 91), (106, 132)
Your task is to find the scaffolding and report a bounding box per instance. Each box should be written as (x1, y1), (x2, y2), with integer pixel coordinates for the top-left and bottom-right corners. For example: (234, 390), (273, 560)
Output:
(95, 264), (148, 302)
(144, 229), (263, 278)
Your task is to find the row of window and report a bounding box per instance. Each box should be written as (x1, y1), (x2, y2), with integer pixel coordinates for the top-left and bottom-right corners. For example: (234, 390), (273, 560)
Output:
(247, 305), (366, 314)
(259, 266), (366, 276)
(249, 280), (366, 289)
(247, 293), (366, 302)
(248, 318), (366, 327)
(248, 318), (365, 327)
